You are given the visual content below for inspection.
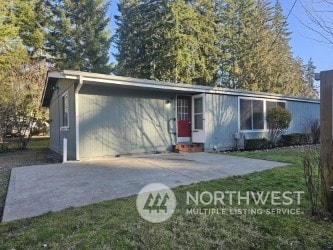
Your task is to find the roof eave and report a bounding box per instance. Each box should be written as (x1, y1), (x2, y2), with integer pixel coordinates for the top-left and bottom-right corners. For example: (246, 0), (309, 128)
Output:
(41, 70), (320, 106)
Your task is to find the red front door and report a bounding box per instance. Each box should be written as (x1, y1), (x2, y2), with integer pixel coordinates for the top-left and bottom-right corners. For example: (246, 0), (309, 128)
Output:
(177, 96), (191, 140)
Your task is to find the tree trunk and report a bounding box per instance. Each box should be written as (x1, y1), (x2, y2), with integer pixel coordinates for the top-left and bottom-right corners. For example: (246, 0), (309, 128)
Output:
(320, 70), (333, 213)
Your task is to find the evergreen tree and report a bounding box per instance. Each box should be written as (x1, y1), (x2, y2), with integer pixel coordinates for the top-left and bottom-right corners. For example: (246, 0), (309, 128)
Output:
(267, 1), (314, 97)
(0, 0), (44, 73)
(45, 0), (112, 73)
(158, 0), (220, 84)
(303, 58), (318, 97)
(238, 0), (273, 91)
(114, 0), (318, 97)
(267, 0), (293, 93)
(114, 0), (168, 79)
(303, 58), (316, 89)
(114, 0), (220, 85)
(217, 0), (256, 89)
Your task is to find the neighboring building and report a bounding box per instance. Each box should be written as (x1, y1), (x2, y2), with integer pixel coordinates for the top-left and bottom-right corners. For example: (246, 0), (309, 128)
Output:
(42, 70), (320, 160)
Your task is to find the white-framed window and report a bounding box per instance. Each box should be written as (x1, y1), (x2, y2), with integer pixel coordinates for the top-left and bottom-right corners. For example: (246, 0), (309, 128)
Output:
(62, 92), (69, 128)
(266, 100), (286, 111)
(238, 97), (286, 132)
(177, 98), (190, 121)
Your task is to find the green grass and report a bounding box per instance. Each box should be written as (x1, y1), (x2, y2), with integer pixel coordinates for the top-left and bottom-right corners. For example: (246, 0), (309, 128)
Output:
(226, 147), (304, 164)
(27, 137), (50, 149)
(0, 147), (332, 249)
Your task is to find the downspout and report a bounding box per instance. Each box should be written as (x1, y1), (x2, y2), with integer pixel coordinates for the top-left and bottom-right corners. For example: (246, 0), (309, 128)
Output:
(75, 75), (83, 160)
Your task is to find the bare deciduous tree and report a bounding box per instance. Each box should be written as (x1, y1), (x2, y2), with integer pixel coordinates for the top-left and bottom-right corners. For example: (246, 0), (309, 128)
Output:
(299, 0), (333, 45)
(0, 60), (49, 149)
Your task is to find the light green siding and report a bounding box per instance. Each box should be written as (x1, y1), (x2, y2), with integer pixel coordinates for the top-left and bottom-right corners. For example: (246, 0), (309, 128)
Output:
(45, 71), (320, 158)
(205, 94), (320, 150)
(286, 101), (320, 134)
(205, 94), (239, 150)
(78, 86), (176, 157)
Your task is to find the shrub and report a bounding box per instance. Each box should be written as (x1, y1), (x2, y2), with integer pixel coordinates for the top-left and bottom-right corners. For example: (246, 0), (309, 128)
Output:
(309, 119), (320, 144)
(281, 133), (310, 146)
(302, 145), (321, 215)
(266, 106), (292, 146)
(244, 138), (273, 151)
(0, 143), (9, 153)
(0, 141), (22, 153)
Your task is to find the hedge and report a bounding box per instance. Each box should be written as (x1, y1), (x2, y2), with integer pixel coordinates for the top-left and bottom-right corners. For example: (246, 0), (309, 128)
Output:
(280, 133), (310, 146)
(244, 138), (274, 151)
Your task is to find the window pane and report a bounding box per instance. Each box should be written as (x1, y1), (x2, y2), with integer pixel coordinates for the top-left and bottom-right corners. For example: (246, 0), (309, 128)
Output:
(253, 100), (264, 129)
(240, 99), (252, 130)
(177, 98), (190, 121)
(267, 101), (285, 111)
(194, 114), (203, 129)
(277, 102), (285, 109)
(194, 97), (203, 113)
(266, 101), (276, 111)
(63, 94), (69, 127)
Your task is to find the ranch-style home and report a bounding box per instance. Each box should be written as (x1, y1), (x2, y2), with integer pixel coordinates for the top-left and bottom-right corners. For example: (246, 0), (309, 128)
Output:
(41, 70), (320, 160)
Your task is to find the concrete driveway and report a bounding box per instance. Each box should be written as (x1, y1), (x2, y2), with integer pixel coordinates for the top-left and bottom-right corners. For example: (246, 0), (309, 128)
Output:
(2, 152), (287, 222)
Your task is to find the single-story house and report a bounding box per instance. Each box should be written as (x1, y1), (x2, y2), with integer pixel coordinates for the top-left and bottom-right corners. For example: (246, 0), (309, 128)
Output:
(41, 70), (320, 160)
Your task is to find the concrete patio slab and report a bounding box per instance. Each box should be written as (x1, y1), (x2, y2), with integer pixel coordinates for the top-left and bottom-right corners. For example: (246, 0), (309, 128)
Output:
(2, 152), (288, 222)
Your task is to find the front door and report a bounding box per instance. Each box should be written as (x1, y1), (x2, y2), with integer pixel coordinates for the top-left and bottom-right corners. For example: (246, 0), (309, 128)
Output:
(192, 94), (205, 143)
(177, 96), (191, 142)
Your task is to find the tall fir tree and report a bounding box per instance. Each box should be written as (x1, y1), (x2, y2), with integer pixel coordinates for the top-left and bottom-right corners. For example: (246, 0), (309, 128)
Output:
(0, 0), (44, 73)
(0, 0), (45, 99)
(303, 58), (318, 97)
(303, 58), (316, 89)
(114, 0), (167, 79)
(114, 0), (317, 97)
(45, 0), (112, 73)
(217, 0), (256, 89)
(114, 0), (220, 85)
(267, 0), (313, 96)
(238, 0), (273, 91)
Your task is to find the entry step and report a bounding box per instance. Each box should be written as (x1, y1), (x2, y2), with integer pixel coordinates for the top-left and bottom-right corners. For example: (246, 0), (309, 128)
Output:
(173, 143), (203, 153)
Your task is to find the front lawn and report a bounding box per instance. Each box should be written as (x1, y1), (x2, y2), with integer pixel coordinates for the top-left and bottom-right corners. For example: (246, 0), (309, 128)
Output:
(0, 147), (332, 249)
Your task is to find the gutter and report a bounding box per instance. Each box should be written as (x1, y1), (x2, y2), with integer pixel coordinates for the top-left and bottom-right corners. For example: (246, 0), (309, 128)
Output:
(60, 70), (320, 104)
(75, 75), (84, 160)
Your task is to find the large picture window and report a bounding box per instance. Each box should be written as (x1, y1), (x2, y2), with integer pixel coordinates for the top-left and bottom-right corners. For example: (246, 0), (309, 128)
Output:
(62, 92), (69, 127)
(266, 101), (285, 111)
(239, 98), (286, 131)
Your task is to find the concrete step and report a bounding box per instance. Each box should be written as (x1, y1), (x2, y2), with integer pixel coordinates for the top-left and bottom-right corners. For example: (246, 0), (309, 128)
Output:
(173, 143), (203, 153)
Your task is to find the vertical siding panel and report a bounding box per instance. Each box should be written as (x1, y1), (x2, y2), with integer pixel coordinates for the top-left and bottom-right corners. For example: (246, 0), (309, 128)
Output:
(108, 95), (117, 155)
(96, 95), (103, 154)
(205, 94), (238, 150)
(87, 95), (92, 155)
(106, 95), (112, 155)
(48, 79), (76, 159)
(286, 101), (320, 134)
(79, 95), (85, 157)
(49, 95), (60, 153)
(77, 87), (176, 157)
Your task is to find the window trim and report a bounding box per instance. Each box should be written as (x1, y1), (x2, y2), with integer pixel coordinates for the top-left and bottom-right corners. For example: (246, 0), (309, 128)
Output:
(60, 91), (69, 130)
(238, 97), (286, 132)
